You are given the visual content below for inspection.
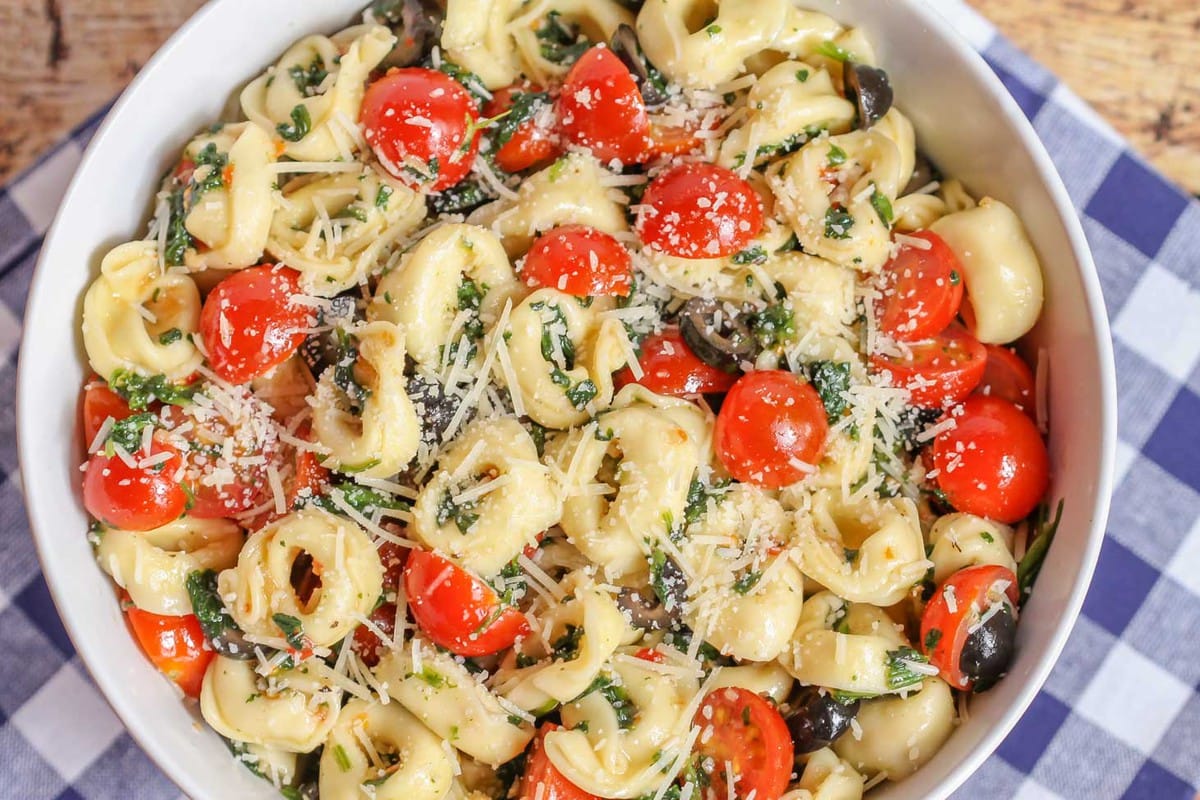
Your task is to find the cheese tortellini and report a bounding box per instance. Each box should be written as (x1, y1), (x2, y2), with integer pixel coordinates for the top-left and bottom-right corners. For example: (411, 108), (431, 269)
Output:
(82, 240), (203, 381)
(833, 677), (957, 779)
(928, 512), (1018, 584)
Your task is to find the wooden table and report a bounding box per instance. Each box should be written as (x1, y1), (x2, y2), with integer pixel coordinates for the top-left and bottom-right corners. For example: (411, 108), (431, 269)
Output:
(0, 0), (1197, 194)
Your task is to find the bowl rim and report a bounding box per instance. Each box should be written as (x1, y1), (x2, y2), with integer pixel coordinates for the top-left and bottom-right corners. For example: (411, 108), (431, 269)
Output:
(15, 1), (1117, 798)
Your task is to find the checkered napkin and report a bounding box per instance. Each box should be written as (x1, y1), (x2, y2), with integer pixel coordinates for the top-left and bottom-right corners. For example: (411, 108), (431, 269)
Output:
(0, 2), (1197, 798)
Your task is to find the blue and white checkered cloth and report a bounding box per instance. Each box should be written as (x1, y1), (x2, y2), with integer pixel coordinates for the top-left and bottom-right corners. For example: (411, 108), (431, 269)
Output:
(0, 3), (1197, 798)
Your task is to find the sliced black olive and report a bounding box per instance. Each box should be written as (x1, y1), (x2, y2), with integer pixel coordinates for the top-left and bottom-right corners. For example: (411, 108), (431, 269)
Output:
(298, 294), (358, 377)
(406, 371), (466, 445)
(844, 62), (893, 130)
(678, 297), (760, 373)
(610, 24), (670, 107)
(785, 686), (861, 755)
(372, 0), (445, 68)
(209, 627), (256, 661)
(960, 603), (1017, 692)
(616, 587), (679, 630)
(902, 150), (941, 196)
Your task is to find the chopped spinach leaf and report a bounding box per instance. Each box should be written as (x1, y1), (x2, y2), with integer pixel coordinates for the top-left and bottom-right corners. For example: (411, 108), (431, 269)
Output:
(102, 412), (157, 456)
(537, 11), (590, 65)
(824, 203), (855, 239)
(731, 571), (762, 595)
(186, 569), (239, 644)
(808, 360), (853, 422)
(157, 327), (183, 345)
(276, 104), (312, 142)
(164, 189), (193, 267)
(827, 143), (848, 167)
(885, 646), (930, 691)
(110, 370), (196, 410)
(493, 91), (551, 148)
(437, 490), (480, 533)
(870, 186), (894, 226)
(551, 624), (584, 661)
(748, 302), (796, 348)
(288, 54), (329, 95)
(731, 245), (768, 265)
(272, 613), (306, 649)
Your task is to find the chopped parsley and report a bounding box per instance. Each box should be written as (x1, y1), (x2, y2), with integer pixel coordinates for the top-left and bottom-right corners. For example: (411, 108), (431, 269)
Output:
(272, 613), (305, 649)
(748, 302), (796, 348)
(824, 204), (855, 239)
(731, 571), (762, 595)
(870, 186), (894, 226)
(164, 189), (192, 267)
(493, 91), (551, 148)
(157, 328), (182, 345)
(551, 624), (584, 661)
(316, 482), (410, 516)
(796, 68), (810, 82)
(980, 530), (996, 544)
(684, 476), (730, 527)
(375, 184), (393, 208)
(276, 104), (312, 142)
(815, 39), (854, 62)
(109, 370), (196, 410)
(189, 142), (228, 197)
(288, 54), (329, 96)
(434, 60), (491, 107)
(886, 646), (931, 691)
(437, 490), (480, 533)
(102, 412), (157, 456)
(575, 674), (636, 729)
(457, 277), (488, 343)
(731, 245), (768, 265)
(414, 666), (453, 689)
(537, 11), (590, 65)
(808, 360), (853, 422)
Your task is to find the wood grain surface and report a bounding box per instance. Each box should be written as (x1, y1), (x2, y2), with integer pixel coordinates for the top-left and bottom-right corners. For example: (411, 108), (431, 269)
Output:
(0, 0), (1196, 193)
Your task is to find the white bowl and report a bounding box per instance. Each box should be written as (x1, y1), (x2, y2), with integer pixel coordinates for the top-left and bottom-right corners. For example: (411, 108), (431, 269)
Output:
(17, 1), (1116, 798)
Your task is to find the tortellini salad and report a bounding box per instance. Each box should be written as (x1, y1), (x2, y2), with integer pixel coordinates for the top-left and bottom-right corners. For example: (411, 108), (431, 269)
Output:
(77, 1), (1063, 799)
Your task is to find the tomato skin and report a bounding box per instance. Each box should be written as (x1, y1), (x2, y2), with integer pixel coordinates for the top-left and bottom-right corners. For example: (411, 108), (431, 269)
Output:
(125, 606), (213, 698)
(693, 687), (793, 800)
(871, 322), (987, 407)
(361, 68), (480, 191)
(876, 231), (964, 342)
(485, 85), (560, 173)
(199, 265), (310, 385)
(521, 226), (633, 297)
(520, 724), (600, 800)
(920, 565), (1019, 690)
(714, 371), (829, 489)
(404, 550), (529, 656)
(644, 122), (704, 160)
(977, 344), (1036, 420)
(636, 163), (764, 259)
(929, 395), (1050, 524)
(83, 442), (188, 531)
(82, 381), (135, 444)
(615, 327), (737, 396)
(556, 46), (649, 164)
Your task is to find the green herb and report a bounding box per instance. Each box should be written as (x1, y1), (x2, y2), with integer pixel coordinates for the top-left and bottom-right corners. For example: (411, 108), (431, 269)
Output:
(705, 23), (722, 36)
(808, 360), (853, 422)
(684, 476), (730, 527)
(414, 666), (453, 688)
(515, 652), (537, 668)
(924, 628), (943, 651)
(435, 60), (491, 106)
(374, 184), (394, 208)
(980, 531), (995, 544)
(101, 412), (157, 456)
(731, 245), (768, 265)
(185, 569), (240, 644)
(824, 204), (855, 239)
(288, 54), (329, 95)
(749, 303), (796, 348)
(843, 547), (860, 563)
(527, 421), (548, 457)
(428, 179), (491, 216)
(796, 68), (810, 82)
(403, 155), (440, 184)
(276, 104), (312, 142)
(157, 328), (183, 345)
(732, 571), (762, 595)
(494, 91), (551, 148)
(815, 39), (854, 62)
(339, 458), (381, 474)
(564, 379), (598, 409)
(332, 743), (353, 772)
(1018, 499), (1064, 603)
(826, 143), (848, 167)
(164, 189), (192, 267)
(332, 329), (371, 411)
(537, 11), (590, 65)
(534, 301), (576, 369)
(487, 558), (526, 609)
(189, 143), (228, 196)
(552, 624), (584, 661)
(110, 370), (196, 410)
(575, 674), (636, 728)
(316, 482), (410, 516)
(885, 646), (930, 691)
(437, 491), (480, 533)
(457, 277), (487, 342)
(280, 787), (302, 800)
(870, 186), (894, 226)
(547, 157), (569, 182)
(272, 613), (306, 649)
(949, 269), (961, 285)
(649, 547), (676, 609)
(495, 753), (528, 799)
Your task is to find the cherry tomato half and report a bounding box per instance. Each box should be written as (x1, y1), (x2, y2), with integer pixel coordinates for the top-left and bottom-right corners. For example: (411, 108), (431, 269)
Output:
(83, 440), (188, 531)
(520, 724), (599, 800)
(636, 163), (764, 259)
(714, 370), (829, 489)
(920, 565), (1019, 691)
(876, 230), (964, 342)
(404, 549), (529, 656)
(929, 394), (1050, 524)
(199, 265), (310, 385)
(125, 606), (213, 698)
(361, 67), (480, 191)
(692, 687), (794, 800)
(484, 85), (560, 173)
(82, 380), (135, 444)
(521, 225), (633, 297)
(870, 322), (987, 408)
(976, 344), (1036, 420)
(556, 46), (649, 164)
(615, 327), (737, 396)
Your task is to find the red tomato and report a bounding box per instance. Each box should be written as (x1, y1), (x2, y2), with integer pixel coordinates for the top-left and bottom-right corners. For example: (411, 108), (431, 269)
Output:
(929, 394), (1050, 524)
(199, 265), (310, 385)
(634, 647), (666, 663)
(82, 380), (135, 444)
(871, 322), (987, 407)
(361, 68), (481, 191)
(876, 231), (964, 342)
(556, 46), (649, 164)
(404, 550), (529, 656)
(920, 565), (1019, 690)
(520, 724), (600, 800)
(484, 85), (560, 173)
(352, 602), (400, 668)
(714, 370), (829, 489)
(636, 163), (764, 259)
(692, 687), (793, 800)
(644, 122), (704, 159)
(615, 327), (737, 396)
(977, 344), (1036, 420)
(521, 226), (632, 297)
(83, 441), (188, 531)
(125, 606), (213, 698)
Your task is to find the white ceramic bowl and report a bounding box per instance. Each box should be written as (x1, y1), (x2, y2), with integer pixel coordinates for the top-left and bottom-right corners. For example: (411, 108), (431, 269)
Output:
(17, 1), (1116, 798)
